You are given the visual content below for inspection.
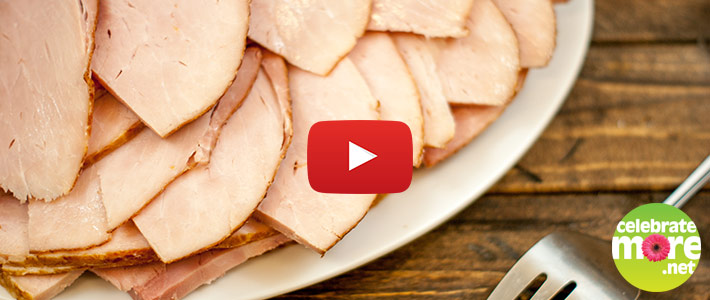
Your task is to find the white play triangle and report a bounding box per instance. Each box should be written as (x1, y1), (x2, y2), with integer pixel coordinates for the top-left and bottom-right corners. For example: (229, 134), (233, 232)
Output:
(348, 141), (377, 171)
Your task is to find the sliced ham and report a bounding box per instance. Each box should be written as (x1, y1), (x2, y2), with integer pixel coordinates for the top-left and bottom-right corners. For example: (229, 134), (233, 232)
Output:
(492, 0), (556, 68)
(429, 0), (521, 105)
(0, 265), (76, 277)
(0, 193), (29, 262)
(95, 234), (290, 300)
(248, 0), (372, 75)
(85, 91), (142, 165)
(132, 235), (290, 300)
(424, 70), (528, 166)
(349, 32), (424, 166)
(96, 49), (263, 231)
(0, 0), (97, 201)
(423, 105), (507, 167)
(4, 222), (153, 275)
(3, 219), (275, 276)
(191, 47), (263, 166)
(92, 0), (250, 137)
(368, 0), (475, 37)
(28, 166), (109, 252)
(260, 50), (294, 151)
(212, 219), (279, 249)
(134, 68), (291, 263)
(0, 270), (83, 300)
(391, 33), (455, 148)
(95, 114), (210, 231)
(93, 262), (166, 292)
(257, 58), (379, 253)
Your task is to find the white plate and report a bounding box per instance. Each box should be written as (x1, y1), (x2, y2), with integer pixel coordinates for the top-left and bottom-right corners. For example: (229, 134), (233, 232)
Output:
(0, 1), (593, 299)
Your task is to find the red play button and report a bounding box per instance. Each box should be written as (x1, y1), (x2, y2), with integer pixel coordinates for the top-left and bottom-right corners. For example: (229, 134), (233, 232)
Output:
(307, 120), (412, 194)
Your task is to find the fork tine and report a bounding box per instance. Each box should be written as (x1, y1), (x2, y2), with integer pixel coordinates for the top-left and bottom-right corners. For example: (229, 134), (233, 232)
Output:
(529, 279), (567, 300)
(487, 232), (639, 300)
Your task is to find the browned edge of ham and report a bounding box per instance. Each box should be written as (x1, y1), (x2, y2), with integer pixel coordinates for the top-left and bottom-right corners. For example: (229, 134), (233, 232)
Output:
(424, 69), (529, 167)
(3, 220), (278, 276)
(0, 270), (84, 300)
(190, 47), (264, 166)
(84, 88), (144, 166)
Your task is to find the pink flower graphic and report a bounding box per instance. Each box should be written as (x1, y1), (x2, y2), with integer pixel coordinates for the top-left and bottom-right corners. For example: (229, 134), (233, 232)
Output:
(642, 234), (670, 262)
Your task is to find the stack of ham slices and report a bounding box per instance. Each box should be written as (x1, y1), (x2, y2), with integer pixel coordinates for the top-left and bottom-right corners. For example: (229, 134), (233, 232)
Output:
(0, 0), (564, 299)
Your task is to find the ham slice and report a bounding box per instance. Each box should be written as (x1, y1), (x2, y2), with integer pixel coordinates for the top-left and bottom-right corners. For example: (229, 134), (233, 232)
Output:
(27, 47), (264, 251)
(92, 0), (250, 137)
(257, 58), (379, 253)
(492, 0), (557, 68)
(0, 193), (29, 262)
(53, 48), (262, 236)
(28, 166), (109, 252)
(391, 34), (455, 148)
(134, 68), (291, 263)
(349, 32), (424, 166)
(0, 0), (97, 201)
(423, 105), (507, 167)
(368, 0), (475, 37)
(248, 0), (372, 75)
(95, 114), (210, 231)
(85, 91), (142, 165)
(0, 270), (83, 300)
(4, 222), (153, 275)
(191, 47), (263, 166)
(93, 262), (165, 292)
(3, 219), (276, 276)
(95, 234), (290, 300)
(429, 0), (521, 105)
(424, 70), (528, 166)
(211, 219), (279, 249)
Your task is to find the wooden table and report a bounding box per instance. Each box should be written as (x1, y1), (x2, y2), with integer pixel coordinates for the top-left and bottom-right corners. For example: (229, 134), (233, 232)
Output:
(279, 0), (710, 298)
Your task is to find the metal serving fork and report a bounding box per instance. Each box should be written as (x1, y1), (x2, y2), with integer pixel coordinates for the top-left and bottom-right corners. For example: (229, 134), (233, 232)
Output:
(487, 155), (710, 300)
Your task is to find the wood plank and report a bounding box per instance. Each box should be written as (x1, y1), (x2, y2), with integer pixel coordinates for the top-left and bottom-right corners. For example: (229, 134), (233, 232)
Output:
(490, 44), (710, 193)
(278, 192), (710, 299)
(594, 0), (710, 42)
(581, 44), (710, 85)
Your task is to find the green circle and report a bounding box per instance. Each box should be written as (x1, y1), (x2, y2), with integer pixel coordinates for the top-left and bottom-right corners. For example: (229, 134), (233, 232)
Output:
(612, 203), (701, 292)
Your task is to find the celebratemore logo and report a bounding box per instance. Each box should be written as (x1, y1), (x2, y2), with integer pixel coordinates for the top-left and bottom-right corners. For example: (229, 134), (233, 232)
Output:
(612, 203), (702, 292)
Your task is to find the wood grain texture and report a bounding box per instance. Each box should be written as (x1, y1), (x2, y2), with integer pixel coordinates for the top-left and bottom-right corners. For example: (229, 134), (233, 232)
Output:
(594, 0), (710, 42)
(280, 0), (710, 298)
(490, 45), (710, 193)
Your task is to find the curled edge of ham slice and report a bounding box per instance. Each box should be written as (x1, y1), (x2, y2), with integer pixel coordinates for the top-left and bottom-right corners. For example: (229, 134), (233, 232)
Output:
(85, 91), (143, 166)
(190, 47), (264, 166)
(0, 270), (84, 300)
(256, 58), (379, 254)
(248, 0), (373, 75)
(430, 0), (521, 106)
(493, 0), (557, 68)
(367, 0), (475, 38)
(0, 0), (97, 201)
(391, 33), (456, 148)
(92, 0), (250, 137)
(349, 32), (425, 166)
(134, 65), (291, 263)
(93, 234), (290, 300)
(424, 70), (528, 167)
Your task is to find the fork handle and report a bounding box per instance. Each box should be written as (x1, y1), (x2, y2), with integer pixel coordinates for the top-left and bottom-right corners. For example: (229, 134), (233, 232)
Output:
(663, 155), (710, 208)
